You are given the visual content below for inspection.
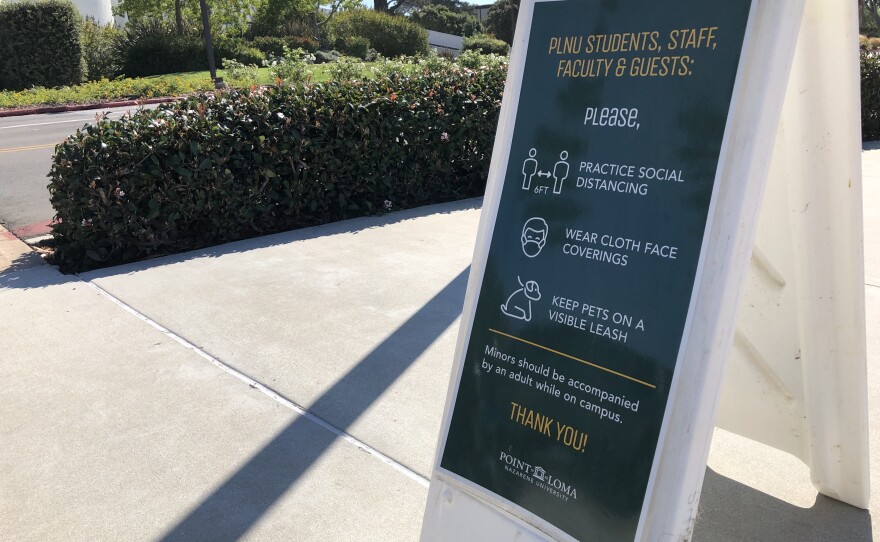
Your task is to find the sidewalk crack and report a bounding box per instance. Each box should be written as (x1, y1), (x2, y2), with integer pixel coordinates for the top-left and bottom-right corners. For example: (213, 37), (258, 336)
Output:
(80, 278), (429, 487)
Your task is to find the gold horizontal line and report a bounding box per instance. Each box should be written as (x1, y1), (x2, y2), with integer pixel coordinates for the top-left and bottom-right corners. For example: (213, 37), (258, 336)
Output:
(0, 142), (57, 153)
(488, 328), (657, 389)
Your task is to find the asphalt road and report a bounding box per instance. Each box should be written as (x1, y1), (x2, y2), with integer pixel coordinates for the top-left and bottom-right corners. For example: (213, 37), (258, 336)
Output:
(0, 105), (153, 240)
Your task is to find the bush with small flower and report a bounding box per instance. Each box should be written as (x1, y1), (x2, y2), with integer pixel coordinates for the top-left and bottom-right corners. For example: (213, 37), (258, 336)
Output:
(265, 46), (315, 86)
(48, 55), (508, 272)
(328, 56), (366, 82)
(221, 58), (260, 87)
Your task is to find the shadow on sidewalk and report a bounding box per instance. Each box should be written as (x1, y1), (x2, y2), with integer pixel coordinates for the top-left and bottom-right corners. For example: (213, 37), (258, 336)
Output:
(694, 468), (873, 541)
(157, 267), (469, 542)
(0, 255), (77, 291)
(81, 198), (483, 280)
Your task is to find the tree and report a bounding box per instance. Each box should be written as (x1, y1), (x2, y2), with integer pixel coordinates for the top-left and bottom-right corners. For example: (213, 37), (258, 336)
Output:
(115, 0), (266, 36)
(410, 4), (480, 36)
(372, 0), (420, 15)
(484, 0), (518, 44)
(250, 0), (357, 36)
(861, 0), (880, 36)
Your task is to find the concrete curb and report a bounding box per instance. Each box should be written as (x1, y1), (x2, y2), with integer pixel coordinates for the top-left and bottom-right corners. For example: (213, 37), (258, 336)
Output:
(0, 97), (179, 118)
(0, 224), (43, 275)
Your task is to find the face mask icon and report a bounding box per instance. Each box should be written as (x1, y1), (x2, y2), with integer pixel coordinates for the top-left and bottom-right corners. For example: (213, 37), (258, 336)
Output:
(521, 217), (549, 258)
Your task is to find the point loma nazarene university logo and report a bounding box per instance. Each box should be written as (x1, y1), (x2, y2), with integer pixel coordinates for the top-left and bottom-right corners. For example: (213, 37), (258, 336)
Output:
(498, 451), (578, 502)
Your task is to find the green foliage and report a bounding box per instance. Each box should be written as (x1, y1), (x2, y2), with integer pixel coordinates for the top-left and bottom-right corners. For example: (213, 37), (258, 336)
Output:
(336, 35), (371, 60)
(328, 9), (429, 58)
(117, 19), (205, 77)
(215, 36), (266, 65)
(0, 75), (213, 108)
(314, 50), (341, 64)
(456, 50), (507, 70)
(410, 4), (480, 37)
(265, 46), (314, 84)
(0, 0), (86, 91)
(415, 54), (452, 73)
(861, 0), (880, 36)
(285, 35), (320, 53)
(253, 36), (288, 57)
(328, 56), (365, 80)
(484, 0), (519, 44)
(221, 58), (261, 86)
(249, 0), (314, 38)
(115, 0), (264, 38)
(48, 60), (507, 272)
(462, 33), (509, 55)
(82, 18), (123, 81)
(862, 51), (880, 140)
(370, 55), (419, 78)
(253, 35), (321, 59)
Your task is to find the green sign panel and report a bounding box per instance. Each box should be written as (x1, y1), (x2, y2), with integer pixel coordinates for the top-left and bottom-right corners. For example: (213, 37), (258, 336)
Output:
(439, 0), (752, 539)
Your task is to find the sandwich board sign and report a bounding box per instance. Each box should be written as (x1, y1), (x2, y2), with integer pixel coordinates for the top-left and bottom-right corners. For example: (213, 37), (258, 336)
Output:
(420, 0), (867, 540)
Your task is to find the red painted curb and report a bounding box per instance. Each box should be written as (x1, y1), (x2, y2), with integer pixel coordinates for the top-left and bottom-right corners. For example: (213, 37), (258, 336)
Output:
(0, 96), (180, 118)
(11, 219), (55, 239)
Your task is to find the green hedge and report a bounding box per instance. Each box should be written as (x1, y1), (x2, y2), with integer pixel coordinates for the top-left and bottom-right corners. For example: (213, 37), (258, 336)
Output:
(48, 62), (505, 272)
(116, 19), (205, 77)
(253, 35), (320, 58)
(862, 51), (880, 141)
(328, 10), (429, 58)
(0, 0), (85, 91)
(463, 33), (509, 55)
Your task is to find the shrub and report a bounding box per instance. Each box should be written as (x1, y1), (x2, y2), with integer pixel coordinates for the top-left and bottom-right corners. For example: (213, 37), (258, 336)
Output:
(253, 35), (319, 60)
(117, 19), (205, 77)
(862, 51), (880, 140)
(410, 4), (481, 37)
(0, 0), (85, 91)
(48, 61), (507, 272)
(82, 18), (123, 81)
(215, 36), (266, 66)
(484, 0), (518, 45)
(336, 35), (371, 60)
(328, 9), (429, 58)
(370, 56), (420, 78)
(252, 36), (288, 58)
(456, 50), (508, 70)
(285, 35), (319, 53)
(221, 58), (260, 87)
(328, 57), (365, 81)
(462, 33), (509, 55)
(314, 50), (340, 64)
(0, 75), (212, 108)
(415, 54), (452, 73)
(265, 46), (314, 85)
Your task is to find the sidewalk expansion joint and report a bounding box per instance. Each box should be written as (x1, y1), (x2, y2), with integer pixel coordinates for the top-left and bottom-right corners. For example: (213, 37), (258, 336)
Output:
(82, 278), (429, 488)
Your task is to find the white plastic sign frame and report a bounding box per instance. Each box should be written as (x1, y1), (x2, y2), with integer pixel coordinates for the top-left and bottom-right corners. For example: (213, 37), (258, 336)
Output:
(421, 0), (807, 540)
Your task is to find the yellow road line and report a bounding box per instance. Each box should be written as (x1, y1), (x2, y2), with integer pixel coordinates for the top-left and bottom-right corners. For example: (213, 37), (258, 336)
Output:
(0, 142), (57, 153)
(488, 328), (657, 389)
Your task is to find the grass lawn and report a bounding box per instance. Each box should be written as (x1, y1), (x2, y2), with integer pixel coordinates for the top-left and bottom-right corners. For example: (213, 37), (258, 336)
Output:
(0, 62), (379, 110)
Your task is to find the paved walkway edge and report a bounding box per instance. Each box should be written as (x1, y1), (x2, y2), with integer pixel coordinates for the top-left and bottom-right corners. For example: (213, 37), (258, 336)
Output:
(0, 224), (43, 274)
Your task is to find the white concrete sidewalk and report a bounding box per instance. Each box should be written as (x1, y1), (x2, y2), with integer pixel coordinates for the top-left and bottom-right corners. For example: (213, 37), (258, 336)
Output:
(0, 148), (877, 540)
